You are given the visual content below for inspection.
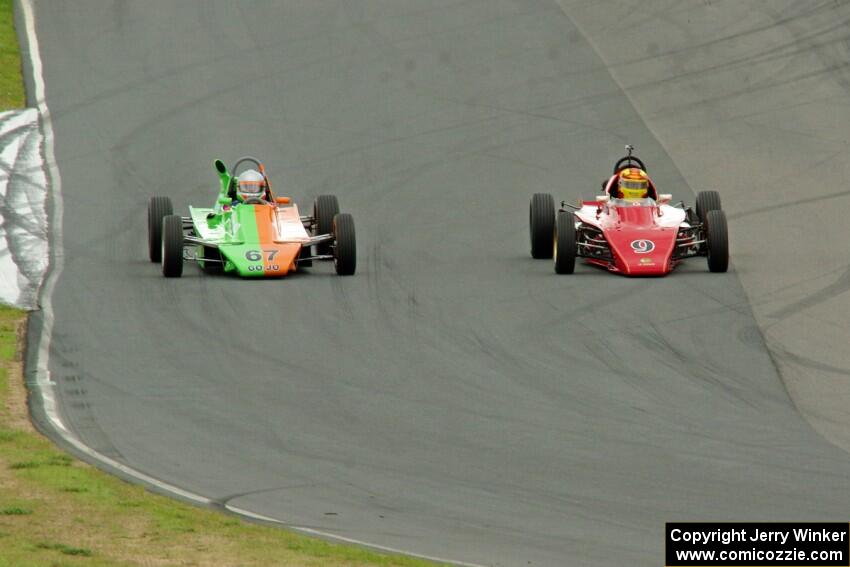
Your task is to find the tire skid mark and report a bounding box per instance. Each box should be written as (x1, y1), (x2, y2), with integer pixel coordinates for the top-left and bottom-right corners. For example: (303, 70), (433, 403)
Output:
(768, 267), (850, 322)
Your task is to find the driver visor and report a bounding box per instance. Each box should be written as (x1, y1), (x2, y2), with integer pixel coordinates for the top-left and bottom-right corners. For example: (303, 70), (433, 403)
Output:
(620, 179), (648, 190)
(238, 181), (264, 197)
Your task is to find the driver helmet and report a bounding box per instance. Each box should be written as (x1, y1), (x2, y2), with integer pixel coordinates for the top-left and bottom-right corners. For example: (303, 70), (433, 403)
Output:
(236, 169), (266, 202)
(617, 168), (649, 199)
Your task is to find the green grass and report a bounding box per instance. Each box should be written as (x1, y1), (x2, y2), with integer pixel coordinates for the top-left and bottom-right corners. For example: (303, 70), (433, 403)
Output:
(0, 316), (444, 567)
(0, 0), (23, 108)
(0, 306), (444, 567)
(34, 543), (93, 557)
(0, 506), (31, 516)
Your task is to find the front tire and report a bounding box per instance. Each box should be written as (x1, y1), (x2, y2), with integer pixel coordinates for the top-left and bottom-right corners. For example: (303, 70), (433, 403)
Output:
(148, 196), (173, 262)
(529, 193), (555, 259)
(333, 213), (356, 276)
(554, 211), (577, 274)
(314, 195), (340, 254)
(696, 190), (722, 223)
(161, 215), (184, 278)
(705, 209), (729, 273)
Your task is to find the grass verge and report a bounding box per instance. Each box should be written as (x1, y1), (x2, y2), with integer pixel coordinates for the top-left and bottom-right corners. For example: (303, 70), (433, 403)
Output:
(0, 0), (23, 108)
(0, 307), (441, 566)
(0, 2), (442, 565)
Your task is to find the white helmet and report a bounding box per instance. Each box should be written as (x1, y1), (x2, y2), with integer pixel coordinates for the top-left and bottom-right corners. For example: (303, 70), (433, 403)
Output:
(237, 169), (266, 202)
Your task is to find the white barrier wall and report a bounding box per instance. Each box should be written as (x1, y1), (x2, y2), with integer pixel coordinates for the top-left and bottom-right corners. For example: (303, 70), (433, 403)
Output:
(0, 108), (47, 309)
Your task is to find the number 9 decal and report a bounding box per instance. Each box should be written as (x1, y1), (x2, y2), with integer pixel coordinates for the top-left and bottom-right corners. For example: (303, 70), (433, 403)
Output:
(630, 239), (655, 253)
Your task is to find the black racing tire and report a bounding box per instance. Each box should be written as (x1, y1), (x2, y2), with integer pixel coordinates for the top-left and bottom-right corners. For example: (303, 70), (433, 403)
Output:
(696, 190), (722, 223)
(298, 244), (313, 268)
(529, 193), (555, 259)
(148, 196), (173, 262)
(554, 211), (577, 274)
(201, 246), (222, 274)
(161, 215), (184, 278)
(333, 213), (356, 276)
(705, 209), (729, 273)
(314, 194), (340, 255)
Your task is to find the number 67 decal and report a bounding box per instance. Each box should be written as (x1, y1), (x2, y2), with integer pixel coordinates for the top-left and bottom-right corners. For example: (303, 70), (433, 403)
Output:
(245, 249), (278, 261)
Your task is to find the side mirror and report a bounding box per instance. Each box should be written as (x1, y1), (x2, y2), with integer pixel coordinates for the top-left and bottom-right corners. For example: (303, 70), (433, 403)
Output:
(596, 195), (610, 204)
(217, 196), (231, 205)
(214, 159), (227, 175)
(657, 193), (672, 204)
(275, 196), (291, 204)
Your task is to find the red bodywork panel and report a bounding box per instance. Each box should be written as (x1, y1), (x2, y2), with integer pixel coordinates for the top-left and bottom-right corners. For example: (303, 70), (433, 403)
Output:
(576, 194), (685, 276)
(598, 204), (677, 275)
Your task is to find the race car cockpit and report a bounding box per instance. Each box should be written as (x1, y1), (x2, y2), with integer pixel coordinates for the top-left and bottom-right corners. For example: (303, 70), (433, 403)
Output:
(220, 156), (274, 206)
(604, 145), (657, 201)
(234, 169), (269, 204)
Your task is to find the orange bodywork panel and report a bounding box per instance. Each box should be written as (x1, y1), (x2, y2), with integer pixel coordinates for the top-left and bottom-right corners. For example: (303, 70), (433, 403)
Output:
(252, 205), (302, 275)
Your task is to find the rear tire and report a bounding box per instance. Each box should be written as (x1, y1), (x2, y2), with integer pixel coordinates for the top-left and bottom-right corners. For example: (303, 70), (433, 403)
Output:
(161, 215), (184, 278)
(705, 210), (729, 273)
(554, 211), (576, 274)
(148, 196), (173, 262)
(314, 195), (340, 254)
(529, 193), (555, 259)
(696, 190), (722, 223)
(333, 213), (356, 276)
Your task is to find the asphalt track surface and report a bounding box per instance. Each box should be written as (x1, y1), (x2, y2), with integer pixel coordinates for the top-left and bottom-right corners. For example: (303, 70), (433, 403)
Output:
(23, 2), (850, 566)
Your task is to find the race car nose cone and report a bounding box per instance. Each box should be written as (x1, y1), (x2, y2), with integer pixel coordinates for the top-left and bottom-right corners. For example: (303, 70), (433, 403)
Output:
(607, 227), (677, 276)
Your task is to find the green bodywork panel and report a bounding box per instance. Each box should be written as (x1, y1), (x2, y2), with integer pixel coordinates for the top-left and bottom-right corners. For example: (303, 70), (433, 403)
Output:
(189, 205), (279, 277)
(186, 159), (306, 277)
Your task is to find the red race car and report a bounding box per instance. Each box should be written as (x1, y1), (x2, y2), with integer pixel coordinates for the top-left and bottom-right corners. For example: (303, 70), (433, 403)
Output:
(529, 146), (729, 276)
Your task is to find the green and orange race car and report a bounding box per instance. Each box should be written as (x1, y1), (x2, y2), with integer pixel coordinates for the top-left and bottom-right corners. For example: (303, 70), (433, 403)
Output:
(147, 156), (356, 278)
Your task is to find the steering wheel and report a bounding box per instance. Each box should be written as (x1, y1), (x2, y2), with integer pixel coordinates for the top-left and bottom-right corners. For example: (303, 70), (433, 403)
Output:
(613, 154), (647, 174)
(241, 197), (266, 205)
